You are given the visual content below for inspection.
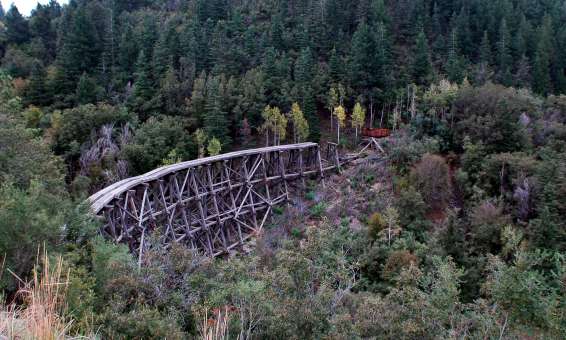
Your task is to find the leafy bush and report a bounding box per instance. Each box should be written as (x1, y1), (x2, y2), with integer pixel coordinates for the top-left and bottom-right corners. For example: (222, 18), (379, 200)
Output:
(0, 118), (64, 193)
(367, 212), (386, 241)
(452, 83), (534, 153)
(97, 305), (185, 339)
(389, 134), (440, 174)
(54, 104), (134, 157)
(309, 202), (327, 218)
(123, 116), (195, 174)
(469, 200), (511, 252)
(0, 182), (65, 291)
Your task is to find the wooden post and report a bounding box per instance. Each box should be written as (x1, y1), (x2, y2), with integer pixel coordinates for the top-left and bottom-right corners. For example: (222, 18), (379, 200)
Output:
(89, 143), (338, 259)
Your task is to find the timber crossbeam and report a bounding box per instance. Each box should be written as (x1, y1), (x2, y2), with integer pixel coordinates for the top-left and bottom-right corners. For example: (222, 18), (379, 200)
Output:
(88, 143), (341, 258)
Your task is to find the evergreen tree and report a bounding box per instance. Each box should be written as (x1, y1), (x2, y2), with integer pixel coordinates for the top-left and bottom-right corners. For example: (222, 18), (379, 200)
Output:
(329, 48), (342, 84)
(118, 25), (138, 77)
(263, 47), (281, 106)
(370, 0), (388, 25)
(532, 16), (553, 95)
(350, 21), (376, 91)
(29, 1), (60, 60)
(5, 5), (29, 45)
(373, 22), (391, 90)
(133, 51), (154, 102)
(25, 60), (48, 106)
(295, 48), (320, 141)
(57, 6), (100, 93)
(479, 31), (492, 65)
(496, 19), (512, 86)
(431, 2), (445, 56)
(153, 26), (175, 82)
(204, 76), (231, 145)
(270, 13), (285, 50)
(446, 29), (464, 83)
(412, 29), (433, 85)
(188, 71), (207, 122)
(75, 72), (98, 105)
(514, 54), (531, 88)
(455, 5), (473, 58)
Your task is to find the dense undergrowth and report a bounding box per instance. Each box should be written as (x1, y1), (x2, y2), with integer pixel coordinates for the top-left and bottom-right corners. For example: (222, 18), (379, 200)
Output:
(1, 1), (566, 336)
(2, 67), (566, 338)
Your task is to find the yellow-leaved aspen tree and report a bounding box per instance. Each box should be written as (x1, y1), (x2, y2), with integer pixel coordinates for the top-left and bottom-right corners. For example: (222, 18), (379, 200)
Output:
(334, 105), (346, 144)
(207, 137), (222, 156)
(261, 106), (287, 146)
(261, 105), (275, 146)
(194, 128), (207, 158)
(351, 102), (366, 142)
(289, 102), (309, 143)
(274, 107), (288, 145)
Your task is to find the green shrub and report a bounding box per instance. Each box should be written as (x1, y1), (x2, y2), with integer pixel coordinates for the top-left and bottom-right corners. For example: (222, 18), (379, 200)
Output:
(310, 202), (327, 218)
(395, 186), (428, 235)
(123, 116), (195, 174)
(389, 135), (440, 174)
(55, 104), (134, 157)
(0, 182), (65, 291)
(367, 212), (386, 241)
(453, 83), (533, 153)
(305, 191), (316, 201)
(97, 305), (185, 339)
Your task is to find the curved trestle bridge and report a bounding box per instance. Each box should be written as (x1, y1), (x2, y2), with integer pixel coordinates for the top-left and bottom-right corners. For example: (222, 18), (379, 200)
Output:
(88, 143), (341, 258)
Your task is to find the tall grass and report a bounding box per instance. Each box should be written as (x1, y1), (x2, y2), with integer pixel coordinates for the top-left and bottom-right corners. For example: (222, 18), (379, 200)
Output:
(0, 251), (88, 339)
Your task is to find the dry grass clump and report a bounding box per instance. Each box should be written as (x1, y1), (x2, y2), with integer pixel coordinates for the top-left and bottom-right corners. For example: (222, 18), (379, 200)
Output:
(0, 251), (91, 340)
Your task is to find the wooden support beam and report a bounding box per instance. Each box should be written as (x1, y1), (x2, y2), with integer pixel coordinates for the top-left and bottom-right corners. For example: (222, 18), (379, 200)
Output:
(90, 143), (342, 259)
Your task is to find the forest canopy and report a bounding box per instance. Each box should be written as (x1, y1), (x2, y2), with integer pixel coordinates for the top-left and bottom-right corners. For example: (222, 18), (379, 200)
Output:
(1, 0), (566, 339)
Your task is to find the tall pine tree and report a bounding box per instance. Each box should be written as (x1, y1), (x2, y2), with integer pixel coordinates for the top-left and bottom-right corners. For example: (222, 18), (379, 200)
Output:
(496, 18), (512, 86)
(204, 76), (231, 145)
(412, 29), (433, 85)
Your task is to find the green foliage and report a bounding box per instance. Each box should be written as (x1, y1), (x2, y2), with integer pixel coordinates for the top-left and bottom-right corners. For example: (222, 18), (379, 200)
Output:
(0, 117), (64, 193)
(55, 104), (133, 158)
(367, 212), (385, 241)
(389, 135), (440, 174)
(305, 191), (316, 201)
(394, 186), (429, 236)
(453, 84), (534, 153)
(98, 305), (185, 339)
(310, 202), (327, 219)
(1, 1), (566, 338)
(483, 251), (564, 334)
(412, 30), (432, 86)
(0, 181), (65, 291)
(206, 137), (221, 156)
(123, 116), (194, 175)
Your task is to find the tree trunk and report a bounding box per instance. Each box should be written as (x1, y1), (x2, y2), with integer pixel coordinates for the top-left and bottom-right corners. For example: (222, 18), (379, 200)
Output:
(330, 108), (334, 133)
(370, 97), (374, 128)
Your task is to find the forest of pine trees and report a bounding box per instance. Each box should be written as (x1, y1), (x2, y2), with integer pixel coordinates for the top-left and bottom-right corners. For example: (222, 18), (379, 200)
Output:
(1, 0), (565, 147)
(1, 0), (566, 338)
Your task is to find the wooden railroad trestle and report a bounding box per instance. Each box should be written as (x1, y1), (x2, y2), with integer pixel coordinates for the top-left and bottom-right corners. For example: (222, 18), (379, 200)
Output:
(88, 143), (340, 258)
